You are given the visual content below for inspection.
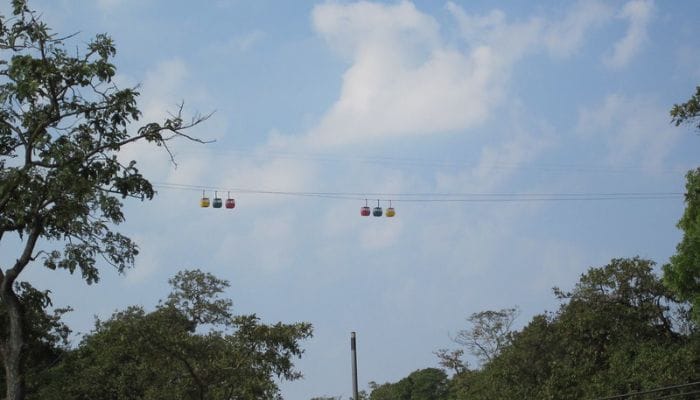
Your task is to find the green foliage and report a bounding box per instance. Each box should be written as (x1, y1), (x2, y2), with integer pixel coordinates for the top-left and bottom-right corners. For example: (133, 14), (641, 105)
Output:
(463, 258), (698, 400)
(390, 258), (700, 400)
(369, 369), (449, 400)
(665, 168), (700, 321)
(35, 269), (313, 400)
(0, 282), (71, 396)
(0, 2), (206, 398)
(666, 85), (700, 323)
(164, 269), (233, 325)
(454, 307), (518, 365)
(0, 2), (205, 285)
(433, 348), (467, 375)
(671, 86), (700, 131)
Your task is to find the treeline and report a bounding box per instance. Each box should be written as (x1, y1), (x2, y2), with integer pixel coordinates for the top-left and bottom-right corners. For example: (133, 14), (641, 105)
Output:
(364, 258), (699, 400)
(0, 270), (313, 399)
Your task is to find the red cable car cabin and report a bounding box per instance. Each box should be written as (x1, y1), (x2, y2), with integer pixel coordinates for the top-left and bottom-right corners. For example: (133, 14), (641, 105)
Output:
(361, 199), (371, 216)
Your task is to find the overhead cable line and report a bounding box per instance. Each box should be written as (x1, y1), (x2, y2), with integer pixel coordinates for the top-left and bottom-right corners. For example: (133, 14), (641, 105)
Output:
(152, 181), (682, 203)
(171, 147), (690, 175)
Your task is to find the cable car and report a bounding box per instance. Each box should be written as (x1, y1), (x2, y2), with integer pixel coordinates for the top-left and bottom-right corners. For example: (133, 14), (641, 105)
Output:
(361, 199), (370, 216)
(200, 191), (210, 208)
(225, 192), (236, 209)
(213, 191), (223, 208)
(373, 200), (382, 217)
(386, 201), (395, 217)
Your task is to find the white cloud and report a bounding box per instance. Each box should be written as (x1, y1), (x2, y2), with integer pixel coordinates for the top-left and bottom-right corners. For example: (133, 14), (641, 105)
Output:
(139, 59), (190, 121)
(210, 30), (266, 55)
(603, 0), (653, 69)
(304, 2), (549, 149)
(312, 1), (440, 62)
(576, 94), (678, 170)
(303, 0), (628, 150)
(446, 2), (543, 64)
(434, 119), (555, 194)
(544, 0), (614, 58)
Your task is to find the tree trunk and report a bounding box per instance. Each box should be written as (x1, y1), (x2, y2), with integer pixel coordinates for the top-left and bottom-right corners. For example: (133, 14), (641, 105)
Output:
(1, 285), (25, 400)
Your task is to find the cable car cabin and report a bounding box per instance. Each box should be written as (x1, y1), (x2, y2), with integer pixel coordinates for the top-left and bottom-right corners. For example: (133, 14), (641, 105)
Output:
(213, 197), (223, 208)
(361, 206), (370, 216)
(373, 206), (383, 217)
(200, 197), (210, 208)
(386, 207), (396, 217)
(225, 198), (236, 209)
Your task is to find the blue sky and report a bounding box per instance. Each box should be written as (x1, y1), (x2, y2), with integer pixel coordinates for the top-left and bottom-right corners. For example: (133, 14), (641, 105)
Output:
(7, 0), (700, 398)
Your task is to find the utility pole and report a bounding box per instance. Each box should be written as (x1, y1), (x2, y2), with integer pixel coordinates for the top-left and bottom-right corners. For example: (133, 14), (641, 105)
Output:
(351, 332), (359, 400)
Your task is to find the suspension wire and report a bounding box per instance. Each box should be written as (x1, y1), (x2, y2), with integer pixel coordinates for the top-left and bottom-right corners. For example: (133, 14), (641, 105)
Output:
(152, 181), (683, 203)
(590, 381), (700, 400)
(170, 146), (690, 175)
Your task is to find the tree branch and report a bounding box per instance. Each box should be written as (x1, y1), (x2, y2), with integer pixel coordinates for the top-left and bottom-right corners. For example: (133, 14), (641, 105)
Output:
(3, 219), (42, 290)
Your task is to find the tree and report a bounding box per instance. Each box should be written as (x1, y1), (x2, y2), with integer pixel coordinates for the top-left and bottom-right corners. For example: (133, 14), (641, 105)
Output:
(0, 2), (207, 398)
(458, 258), (699, 400)
(368, 368), (449, 400)
(433, 348), (468, 375)
(670, 86), (700, 131)
(665, 86), (700, 323)
(451, 307), (519, 366)
(35, 269), (313, 399)
(665, 168), (700, 322)
(0, 282), (71, 397)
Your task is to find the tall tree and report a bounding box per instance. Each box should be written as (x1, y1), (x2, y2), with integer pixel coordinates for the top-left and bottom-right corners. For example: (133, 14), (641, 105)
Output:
(666, 85), (700, 322)
(0, 2), (207, 398)
(665, 167), (700, 320)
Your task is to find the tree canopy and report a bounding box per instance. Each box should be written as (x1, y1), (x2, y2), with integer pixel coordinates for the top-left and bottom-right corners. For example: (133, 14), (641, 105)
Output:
(665, 85), (700, 322)
(0, 1), (207, 398)
(372, 258), (699, 400)
(32, 269), (313, 400)
(670, 86), (700, 131)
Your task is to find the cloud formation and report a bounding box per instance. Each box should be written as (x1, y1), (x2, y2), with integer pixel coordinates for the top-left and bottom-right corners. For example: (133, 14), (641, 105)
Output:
(544, 1), (614, 58)
(304, 1), (640, 149)
(576, 93), (678, 170)
(603, 0), (654, 69)
(306, 2), (510, 148)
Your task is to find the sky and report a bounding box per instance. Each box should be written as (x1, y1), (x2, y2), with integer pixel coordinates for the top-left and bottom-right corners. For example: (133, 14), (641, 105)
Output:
(4, 0), (700, 399)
